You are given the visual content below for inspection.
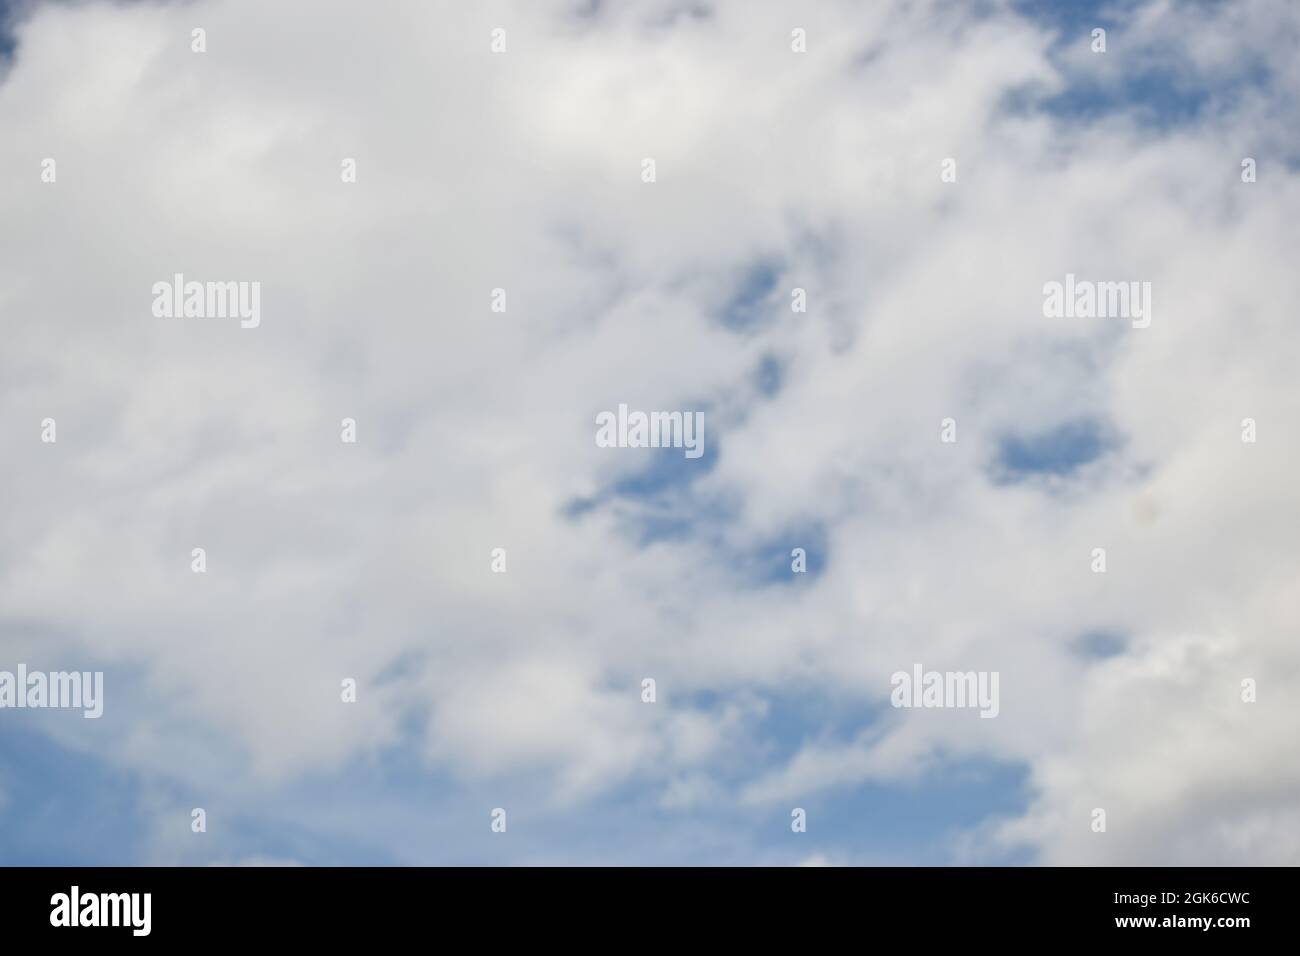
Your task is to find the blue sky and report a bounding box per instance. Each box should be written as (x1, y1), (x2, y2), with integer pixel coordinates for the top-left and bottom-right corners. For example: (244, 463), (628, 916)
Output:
(0, 702), (1032, 865)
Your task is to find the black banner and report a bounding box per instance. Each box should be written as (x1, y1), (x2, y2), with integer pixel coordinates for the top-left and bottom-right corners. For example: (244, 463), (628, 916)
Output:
(0, 866), (1279, 943)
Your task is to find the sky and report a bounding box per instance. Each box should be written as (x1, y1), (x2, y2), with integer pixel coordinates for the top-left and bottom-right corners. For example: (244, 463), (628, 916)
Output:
(0, 0), (1297, 866)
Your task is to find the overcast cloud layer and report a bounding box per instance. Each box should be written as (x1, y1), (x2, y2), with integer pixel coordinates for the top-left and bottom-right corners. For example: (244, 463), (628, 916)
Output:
(1, 0), (1298, 865)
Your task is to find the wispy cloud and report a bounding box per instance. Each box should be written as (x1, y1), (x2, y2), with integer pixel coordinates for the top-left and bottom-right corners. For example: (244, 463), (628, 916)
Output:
(1, 0), (1297, 865)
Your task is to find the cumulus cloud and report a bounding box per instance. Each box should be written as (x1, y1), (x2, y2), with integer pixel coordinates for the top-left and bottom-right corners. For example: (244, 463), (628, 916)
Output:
(0, 0), (1296, 863)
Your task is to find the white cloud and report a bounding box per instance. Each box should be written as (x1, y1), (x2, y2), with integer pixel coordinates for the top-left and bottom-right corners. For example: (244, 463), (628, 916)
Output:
(1, 0), (1297, 863)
